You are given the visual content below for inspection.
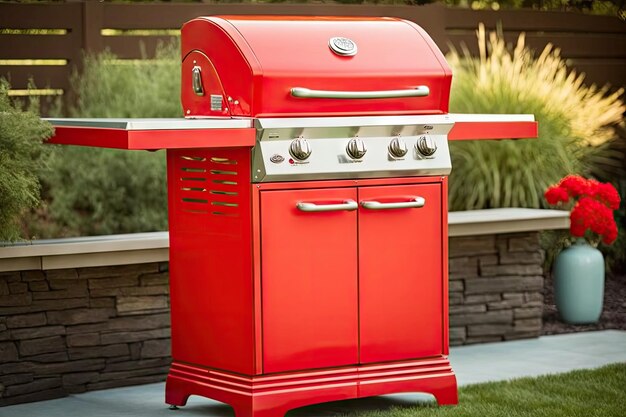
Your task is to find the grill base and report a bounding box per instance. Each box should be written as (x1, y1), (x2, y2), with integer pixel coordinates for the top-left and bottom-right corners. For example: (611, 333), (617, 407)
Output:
(165, 357), (458, 416)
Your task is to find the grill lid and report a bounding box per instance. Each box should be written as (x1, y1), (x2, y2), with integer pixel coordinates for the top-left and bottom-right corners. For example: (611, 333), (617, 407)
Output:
(181, 16), (452, 118)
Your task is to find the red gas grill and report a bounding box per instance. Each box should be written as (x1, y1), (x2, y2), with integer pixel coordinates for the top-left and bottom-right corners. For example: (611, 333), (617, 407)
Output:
(48, 16), (537, 417)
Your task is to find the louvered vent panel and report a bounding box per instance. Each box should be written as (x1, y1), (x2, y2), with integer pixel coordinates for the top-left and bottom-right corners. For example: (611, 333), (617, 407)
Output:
(176, 152), (245, 217)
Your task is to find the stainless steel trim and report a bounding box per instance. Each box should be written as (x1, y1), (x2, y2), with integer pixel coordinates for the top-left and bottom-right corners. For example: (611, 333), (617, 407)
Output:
(296, 200), (358, 212)
(45, 118), (254, 130)
(255, 115), (453, 130)
(448, 113), (535, 122)
(253, 133), (451, 182)
(192, 66), (204, 96)
(290, 86), (430, 100)
(360, 197), (426, 210)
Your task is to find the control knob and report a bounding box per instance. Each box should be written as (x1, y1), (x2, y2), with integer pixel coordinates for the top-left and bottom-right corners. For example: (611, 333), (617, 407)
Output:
(289, 137), (312, 161)
(346, 138), (367, 160)
(388, 137), (408, 158)
(416, 134), (437, 157)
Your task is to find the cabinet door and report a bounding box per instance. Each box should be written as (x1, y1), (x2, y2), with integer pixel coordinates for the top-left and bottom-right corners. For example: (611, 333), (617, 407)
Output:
(358, 183), (443, 363)
(261, 188), (359, 373)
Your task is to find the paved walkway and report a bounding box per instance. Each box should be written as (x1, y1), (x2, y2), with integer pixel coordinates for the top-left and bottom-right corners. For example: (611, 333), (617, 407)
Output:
(1, 330), (625, 417)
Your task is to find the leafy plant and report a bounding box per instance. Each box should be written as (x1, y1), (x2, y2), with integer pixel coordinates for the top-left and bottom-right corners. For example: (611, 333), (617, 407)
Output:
(26, 41), (180, 238)
(446, 24), (625, 211)
(0, 78), (53, 241)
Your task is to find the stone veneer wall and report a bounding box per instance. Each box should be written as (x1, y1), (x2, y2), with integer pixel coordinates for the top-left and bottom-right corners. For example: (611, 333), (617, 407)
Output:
(0, 231), (545, 406)
(0, 262), (171, 406)
(448, 232), (544, 345)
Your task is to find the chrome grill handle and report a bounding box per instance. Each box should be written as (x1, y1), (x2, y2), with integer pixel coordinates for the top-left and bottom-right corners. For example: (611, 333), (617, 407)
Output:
(290, 86), (429, 99)
(296, 200), (358, 212)
(360, 197), (426, 210)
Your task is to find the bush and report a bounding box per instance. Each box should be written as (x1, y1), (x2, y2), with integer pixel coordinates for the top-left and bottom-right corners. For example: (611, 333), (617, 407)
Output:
(26, 41), (179, 238)
(0, 79), (53, 241)
(446, 25), (625, 211)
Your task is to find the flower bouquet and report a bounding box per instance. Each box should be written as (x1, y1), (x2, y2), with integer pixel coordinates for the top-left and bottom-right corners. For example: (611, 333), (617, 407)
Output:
(545, 175), (620, 246)
(544, 174), (620, 323)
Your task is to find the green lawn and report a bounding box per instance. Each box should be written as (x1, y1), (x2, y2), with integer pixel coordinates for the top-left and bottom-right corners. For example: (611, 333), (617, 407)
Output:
(289, 363), (626, 417)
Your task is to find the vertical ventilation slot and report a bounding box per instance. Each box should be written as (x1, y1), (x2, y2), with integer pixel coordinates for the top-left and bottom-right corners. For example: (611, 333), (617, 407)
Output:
(178, 152), (242, 217)
(209, 155), (240, 217)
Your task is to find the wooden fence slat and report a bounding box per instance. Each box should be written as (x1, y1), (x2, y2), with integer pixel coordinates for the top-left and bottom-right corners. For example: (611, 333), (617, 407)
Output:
(446, 33), (626, 59)
(1, 2), (624, 114)
(0, 34), (81, 60)
(100, 3), (445, 31)
(1, 65), (71, 90)
(568, 60), (626, 89)
(444, 8), (626, 33)
(0, 3), (82, 28)
(102, 36), (180, 59)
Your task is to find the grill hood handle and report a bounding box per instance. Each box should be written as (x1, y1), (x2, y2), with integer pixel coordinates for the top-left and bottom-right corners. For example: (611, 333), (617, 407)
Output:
(290, 86), (429, 99)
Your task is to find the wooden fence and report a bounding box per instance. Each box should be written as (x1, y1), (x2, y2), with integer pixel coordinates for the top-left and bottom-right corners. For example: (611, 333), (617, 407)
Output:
(1, 1), (624, 111)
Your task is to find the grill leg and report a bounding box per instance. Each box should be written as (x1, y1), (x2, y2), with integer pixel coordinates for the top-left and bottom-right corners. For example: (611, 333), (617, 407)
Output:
(165, 375), (190, 407)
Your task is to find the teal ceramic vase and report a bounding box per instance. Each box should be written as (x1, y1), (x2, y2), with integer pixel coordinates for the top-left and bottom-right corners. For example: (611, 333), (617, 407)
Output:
(553, 239), (605, 324)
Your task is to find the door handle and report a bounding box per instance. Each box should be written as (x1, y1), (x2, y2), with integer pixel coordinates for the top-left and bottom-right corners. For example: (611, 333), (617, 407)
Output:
(296, 200), (358, 212)
(360, 197), (426, 210)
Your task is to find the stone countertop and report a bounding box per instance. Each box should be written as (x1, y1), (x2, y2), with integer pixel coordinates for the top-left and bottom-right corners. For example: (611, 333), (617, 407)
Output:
(0, 208), (568, 272)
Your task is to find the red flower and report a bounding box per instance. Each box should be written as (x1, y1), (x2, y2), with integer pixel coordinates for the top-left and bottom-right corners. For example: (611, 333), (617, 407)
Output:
(559, 175), (590, 197)
(545, 175), (620, 246)
(544, 186), (569, 205)
(595, 182), (621, 210)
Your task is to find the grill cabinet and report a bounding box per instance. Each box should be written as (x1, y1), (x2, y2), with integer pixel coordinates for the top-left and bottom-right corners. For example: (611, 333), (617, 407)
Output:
(48, 15), (538, 417)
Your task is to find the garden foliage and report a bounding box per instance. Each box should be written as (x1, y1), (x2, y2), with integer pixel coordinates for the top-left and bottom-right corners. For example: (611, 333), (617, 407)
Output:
(0, 79), (52, 241)
(27, 41), (180, 238)
(446, 25), (625, 211)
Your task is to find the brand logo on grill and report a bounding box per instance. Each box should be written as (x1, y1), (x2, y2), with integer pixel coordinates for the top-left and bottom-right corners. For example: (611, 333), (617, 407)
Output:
(423, 125), (434, 130)
(329, 37), (357, 56)
(270, 154), (285, 164)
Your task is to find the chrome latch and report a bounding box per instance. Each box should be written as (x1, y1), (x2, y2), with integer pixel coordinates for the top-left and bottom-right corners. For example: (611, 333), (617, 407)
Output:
(192, 66), (204, 96)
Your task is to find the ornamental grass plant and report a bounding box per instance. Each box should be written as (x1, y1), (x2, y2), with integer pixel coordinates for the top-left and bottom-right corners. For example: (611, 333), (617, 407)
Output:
(446, 24), (625, 211)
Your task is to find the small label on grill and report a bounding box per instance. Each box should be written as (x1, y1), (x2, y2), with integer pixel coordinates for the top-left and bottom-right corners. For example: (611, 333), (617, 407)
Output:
(270, 154), (285, 164)
(210, 95), (223, 112)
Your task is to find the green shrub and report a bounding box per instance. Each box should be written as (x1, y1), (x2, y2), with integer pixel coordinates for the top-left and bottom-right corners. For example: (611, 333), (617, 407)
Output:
(446, 25), (625, 211)
(27, 41), (179, 238)
(67, 42), (181, 118)
(0, 79), (53, 241)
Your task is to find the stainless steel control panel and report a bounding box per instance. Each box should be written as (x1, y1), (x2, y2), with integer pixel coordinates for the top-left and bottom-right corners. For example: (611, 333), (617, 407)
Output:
(251, 116), (453, 182)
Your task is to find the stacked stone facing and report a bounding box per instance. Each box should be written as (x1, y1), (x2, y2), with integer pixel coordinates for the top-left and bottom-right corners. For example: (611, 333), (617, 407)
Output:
(0, 231), (546, 406)
(448, 232), (545, 345)
(0, 263), (171, 406)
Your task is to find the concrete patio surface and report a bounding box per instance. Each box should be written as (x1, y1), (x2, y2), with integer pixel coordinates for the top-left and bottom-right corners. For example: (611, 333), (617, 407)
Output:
(1, 330), (625, 417)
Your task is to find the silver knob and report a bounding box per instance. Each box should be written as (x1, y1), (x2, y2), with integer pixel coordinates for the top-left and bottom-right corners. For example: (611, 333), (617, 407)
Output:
(388, 137), (408, 158)
(416, 134), (437, 157)
(289, 137), (312, 161)
(346, 138), (367, 160)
